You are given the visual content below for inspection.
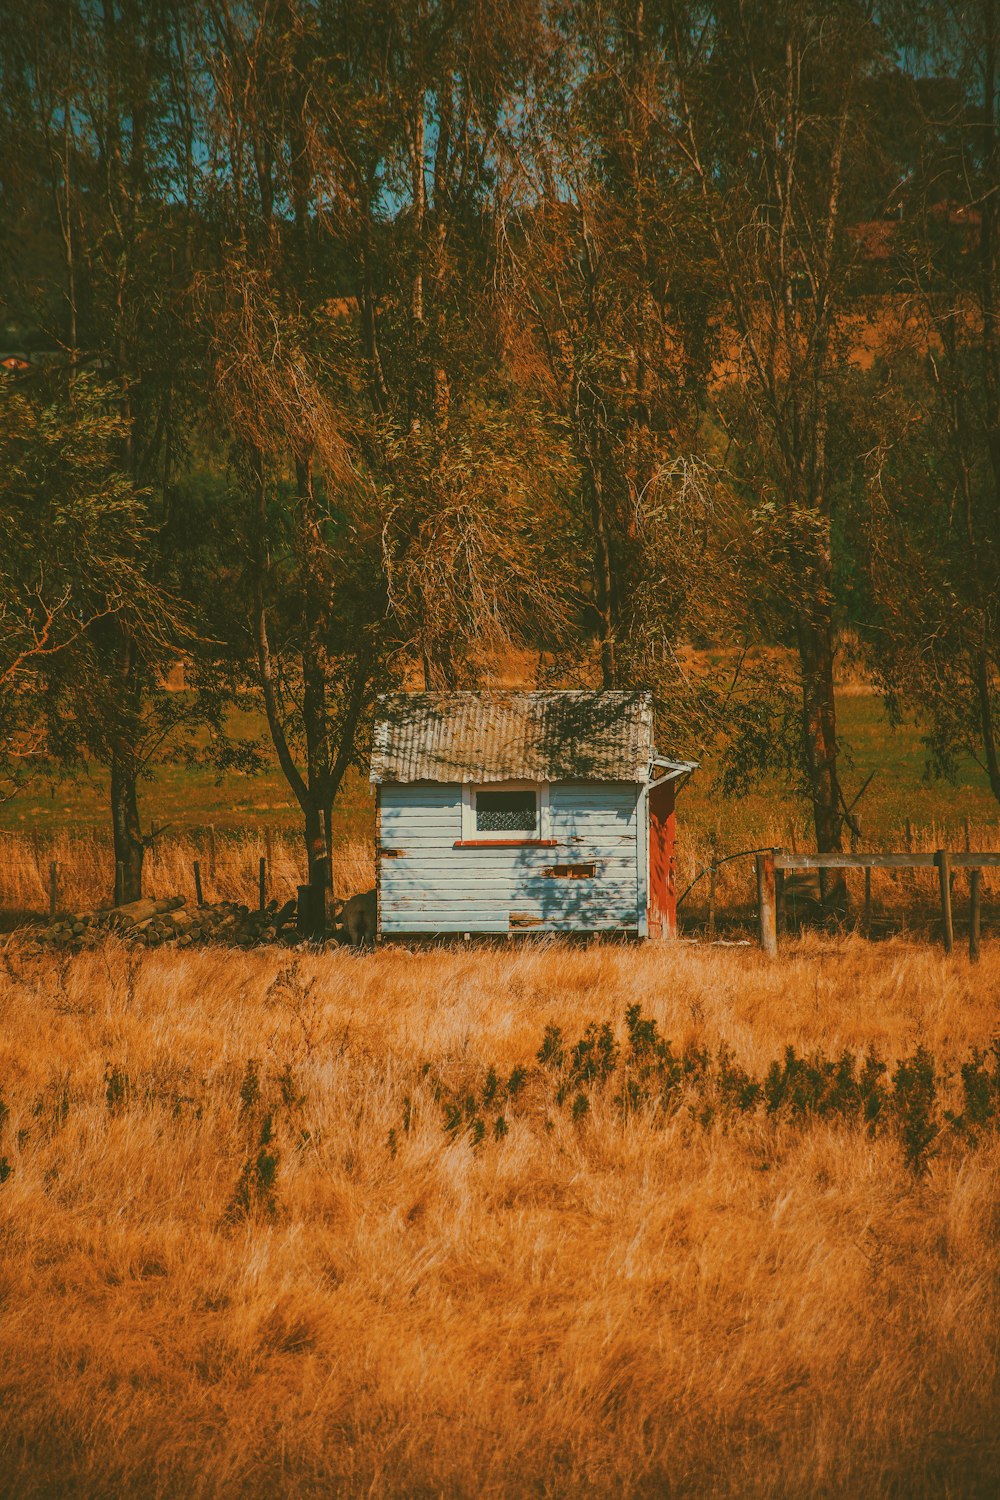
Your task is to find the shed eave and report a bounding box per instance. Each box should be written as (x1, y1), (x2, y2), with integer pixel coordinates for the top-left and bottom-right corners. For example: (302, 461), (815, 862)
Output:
(646, 756), (699, 791)
(370, 771), (653, 786)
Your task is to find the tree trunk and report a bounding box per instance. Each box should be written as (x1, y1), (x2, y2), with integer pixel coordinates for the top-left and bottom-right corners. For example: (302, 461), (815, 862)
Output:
(974, 647), (1000, 801)
(796, 612), (843, 854)
(294, 460), (329, 896)
(409, 89), (427, 431)
(296, 451), (334, 883)
(304, 800), (327, 888)
(111, 752), (145, 903)
(584, 458), (616, 687)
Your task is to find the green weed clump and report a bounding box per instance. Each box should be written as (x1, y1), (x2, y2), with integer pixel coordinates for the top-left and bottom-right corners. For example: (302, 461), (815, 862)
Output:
(0, 1091), (10, 1183)
(419, 1006), (1000, 1174)
(421, 1059), (529, 1151)
(227, 1113), (280, 1222)
(225, 1059), (310, 1223)
(954, 1041), (1000, 1139)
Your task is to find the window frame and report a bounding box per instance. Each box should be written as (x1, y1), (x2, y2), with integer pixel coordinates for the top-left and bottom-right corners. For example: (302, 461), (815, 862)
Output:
(459, 781), (552, 845)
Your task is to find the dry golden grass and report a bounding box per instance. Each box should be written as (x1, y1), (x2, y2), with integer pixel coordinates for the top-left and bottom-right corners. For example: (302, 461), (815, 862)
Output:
(0, 831), (374, 920)
(0, 935), (998, 1497)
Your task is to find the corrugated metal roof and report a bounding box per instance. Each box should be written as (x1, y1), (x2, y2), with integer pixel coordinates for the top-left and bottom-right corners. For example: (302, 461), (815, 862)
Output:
(370, 691), (655, 784)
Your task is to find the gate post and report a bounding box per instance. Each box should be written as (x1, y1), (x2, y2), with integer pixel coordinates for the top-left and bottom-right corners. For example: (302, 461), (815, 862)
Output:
(935, 849), (954, 955)
(756, 850), (777, 957)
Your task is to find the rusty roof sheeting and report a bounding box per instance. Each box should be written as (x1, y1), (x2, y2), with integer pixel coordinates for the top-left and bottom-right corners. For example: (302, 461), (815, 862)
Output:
(370, 690), (656, 784)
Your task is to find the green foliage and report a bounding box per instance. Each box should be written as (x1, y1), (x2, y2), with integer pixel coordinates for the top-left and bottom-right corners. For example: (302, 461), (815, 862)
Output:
(536, 1026), (564, 1071)
(239, 1060), (261, 1113)
(416, 1009), (1000, 1176)
(228, 1113), (280, 1222)
(277, 1065), (306, 1110)
(0, 376), (160, 788)
(957, 1045), (1000, 1135)
(225, 1058), (310, 1222)
(506, 1067), (527, 1098)
(104, 1065), (132, 1115)
(481, 1068), (499, 1108)
(0, 1091), (10, 1183)
(716, 1047), (762, 1113)
(763, 1046), (888, 1125)
(892, 1047), (939, 1175)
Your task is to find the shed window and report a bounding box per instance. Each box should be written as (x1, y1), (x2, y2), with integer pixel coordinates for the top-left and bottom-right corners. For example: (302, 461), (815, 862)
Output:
(475, 790), (537, 834)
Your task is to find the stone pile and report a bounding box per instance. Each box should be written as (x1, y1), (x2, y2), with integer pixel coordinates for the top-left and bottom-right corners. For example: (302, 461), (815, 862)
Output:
(17, 895), (301, 953)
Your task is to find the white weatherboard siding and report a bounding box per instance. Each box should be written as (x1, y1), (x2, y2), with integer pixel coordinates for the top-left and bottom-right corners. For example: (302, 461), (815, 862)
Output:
(379, 782), (642, 934)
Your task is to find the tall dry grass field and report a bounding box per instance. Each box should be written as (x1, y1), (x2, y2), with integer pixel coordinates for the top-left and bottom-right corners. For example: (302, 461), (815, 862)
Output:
(0, 831), (374, 922)
(1, 935), (998, 1497)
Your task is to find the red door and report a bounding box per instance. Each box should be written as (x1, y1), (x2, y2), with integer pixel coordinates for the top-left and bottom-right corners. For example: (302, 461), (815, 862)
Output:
(647, 779), (677, 939)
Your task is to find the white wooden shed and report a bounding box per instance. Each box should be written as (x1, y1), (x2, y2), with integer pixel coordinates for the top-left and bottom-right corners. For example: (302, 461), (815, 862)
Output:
(370, 691), (696, 940)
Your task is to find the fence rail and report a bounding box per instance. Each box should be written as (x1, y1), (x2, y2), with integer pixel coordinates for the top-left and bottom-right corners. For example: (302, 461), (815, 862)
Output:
(755, 848), (991, 959)
(774, 852), (1000, 871)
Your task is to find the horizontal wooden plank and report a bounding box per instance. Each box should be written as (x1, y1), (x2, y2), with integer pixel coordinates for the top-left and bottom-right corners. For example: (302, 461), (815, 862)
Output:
(775, 851), (1000, 870)
(550, 812), (637, 828)
(382, 885), (638, 905)
(378, 813), (462, 829)
(776, 853), (936, 869)
(381, 919), (640, 934)
(381, 857), (638, 877)
(379, 894), (638, 918)
(379, 846), (638, 858)
(381, 815), (632, 827)
(551, 822), (638, 834)
(378, 825), (460, 835)
(550, 785), (641, 803)
(382, 813), (637, 831)
(381, 858), (637, 871)
(382, 785), (639, 806)
(379, 798), (464, 810)
(453, 838), (558, 849)
(382, 884), (638, 902)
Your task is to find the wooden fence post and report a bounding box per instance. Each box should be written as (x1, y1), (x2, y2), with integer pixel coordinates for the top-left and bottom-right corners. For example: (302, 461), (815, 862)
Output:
(49, 860), (58, 919)
(756, 851), (777, 957)
(259, 856), (267, 912)
(193, 860), (204, 908)
(707, 865), (717, 943)
(935, 849), (954, 954)
(969, 869), (981, 963)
